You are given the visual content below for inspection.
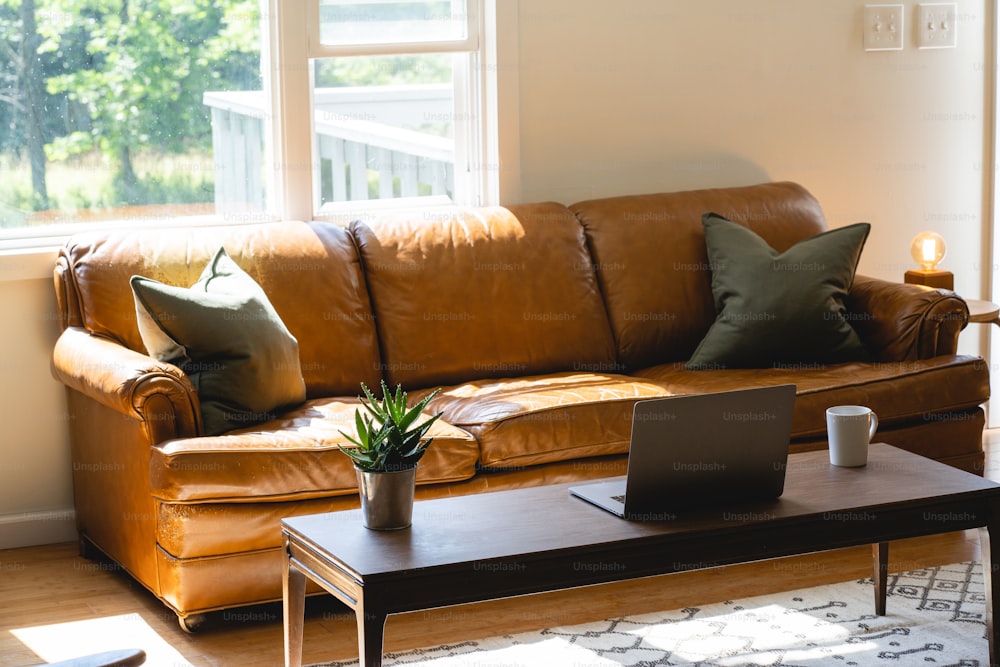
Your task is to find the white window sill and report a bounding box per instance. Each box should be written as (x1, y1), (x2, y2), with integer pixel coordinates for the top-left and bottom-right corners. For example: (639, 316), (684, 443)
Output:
(0, 213), (278, 283)
(0, 246), (61, 282)
(0, 197), (461, 283)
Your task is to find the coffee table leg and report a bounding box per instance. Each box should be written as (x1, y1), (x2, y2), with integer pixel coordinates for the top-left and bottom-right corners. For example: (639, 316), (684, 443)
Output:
(283, 556), (307, 667)
(872, 541), (888, 616)
(356, 605), (387, 667)
(980, 504), (1000, 666)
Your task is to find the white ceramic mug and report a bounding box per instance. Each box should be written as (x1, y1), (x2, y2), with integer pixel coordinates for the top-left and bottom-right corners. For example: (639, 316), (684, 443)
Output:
(826, 405), (878, 467)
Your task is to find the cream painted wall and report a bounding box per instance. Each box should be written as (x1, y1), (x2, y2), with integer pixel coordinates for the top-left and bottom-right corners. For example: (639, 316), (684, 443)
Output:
(513, 0), (991, 302)
(0, 0), (995, 547)
(0, 272), (76, 548)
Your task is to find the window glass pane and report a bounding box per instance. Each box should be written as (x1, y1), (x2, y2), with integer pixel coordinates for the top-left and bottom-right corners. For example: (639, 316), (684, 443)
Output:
(319, 0), (468, 47)
(0, 0), (263, 232)
(313, 54), (456, 208)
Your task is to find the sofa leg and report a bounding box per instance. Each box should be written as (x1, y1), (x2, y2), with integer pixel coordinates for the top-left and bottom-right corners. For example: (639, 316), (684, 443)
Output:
(178, 612), (208, 634)
(78, 535), (102, 560)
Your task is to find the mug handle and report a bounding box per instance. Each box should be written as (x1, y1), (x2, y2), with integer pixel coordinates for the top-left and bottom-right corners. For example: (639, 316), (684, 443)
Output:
(868, 412), (879, 442)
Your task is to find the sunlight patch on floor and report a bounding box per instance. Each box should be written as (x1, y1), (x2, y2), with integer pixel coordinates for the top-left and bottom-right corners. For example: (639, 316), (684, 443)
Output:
(11, 614), (191, 666)
(634, 603), (879, 664)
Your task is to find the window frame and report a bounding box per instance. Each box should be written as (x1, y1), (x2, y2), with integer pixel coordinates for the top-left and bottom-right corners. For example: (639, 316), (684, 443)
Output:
(267, 0), (497, 220)
(307, 0), (478, 55)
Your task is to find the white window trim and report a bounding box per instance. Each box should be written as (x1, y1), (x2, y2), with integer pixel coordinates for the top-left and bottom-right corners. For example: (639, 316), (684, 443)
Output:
(482, 0), (509, 207)
(265, 0), (314, 221)
(304, 0), (479, 57)
(268, 0), (498, 220)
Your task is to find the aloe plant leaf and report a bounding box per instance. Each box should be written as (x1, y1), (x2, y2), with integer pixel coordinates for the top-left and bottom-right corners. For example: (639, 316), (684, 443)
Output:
(401, 437), (434, 460)
(366, 422), (390, 449)
(397, 388), (442, 435)
(404, 421), (435, 447)
(353, 410), (368, 446)
(396, 403), (425, 432)
(339, 384), (446, 472)
(359, 382), (388, 423)
(384, 382), (404, 423)
(337, 444), (373, 468)
(338, 431), (363, 449)
(408, 388), (441, 415)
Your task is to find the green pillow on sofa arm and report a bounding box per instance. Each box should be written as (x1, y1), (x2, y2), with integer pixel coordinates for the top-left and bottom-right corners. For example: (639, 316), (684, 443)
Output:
(130, 246), (307, 435)
(686, 212), (872, 370)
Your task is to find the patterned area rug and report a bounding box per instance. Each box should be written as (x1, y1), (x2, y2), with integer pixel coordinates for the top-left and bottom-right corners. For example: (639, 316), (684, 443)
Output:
(314, 561), (989, 666)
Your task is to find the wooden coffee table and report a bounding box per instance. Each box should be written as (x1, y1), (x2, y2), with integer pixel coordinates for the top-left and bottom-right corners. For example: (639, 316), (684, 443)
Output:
(282, 444), (1000, 666)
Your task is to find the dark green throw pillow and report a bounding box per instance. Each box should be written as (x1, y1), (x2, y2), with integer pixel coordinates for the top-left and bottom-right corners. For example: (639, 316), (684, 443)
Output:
(130, 247), (306, 435)
(686, 213), (872, 370)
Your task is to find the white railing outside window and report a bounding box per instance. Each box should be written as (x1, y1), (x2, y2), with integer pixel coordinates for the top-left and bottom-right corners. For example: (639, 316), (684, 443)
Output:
(204, 84), (456, 213)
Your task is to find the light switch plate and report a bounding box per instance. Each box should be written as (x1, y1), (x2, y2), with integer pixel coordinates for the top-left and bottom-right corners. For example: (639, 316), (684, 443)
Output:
(918, 3), (957, 49)
(864, 4), (904, 51)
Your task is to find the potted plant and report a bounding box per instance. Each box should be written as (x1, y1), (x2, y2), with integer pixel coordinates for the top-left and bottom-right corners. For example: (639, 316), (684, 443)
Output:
(339, 381), (443, 530)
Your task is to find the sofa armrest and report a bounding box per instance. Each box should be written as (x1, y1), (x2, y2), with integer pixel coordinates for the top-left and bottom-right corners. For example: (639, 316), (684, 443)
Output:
(846, 274), (969, 361)
(51, 326), (202, 443)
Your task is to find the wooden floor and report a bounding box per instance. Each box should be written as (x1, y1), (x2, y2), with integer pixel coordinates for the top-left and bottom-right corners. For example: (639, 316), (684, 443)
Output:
(3, 434), (999, 667)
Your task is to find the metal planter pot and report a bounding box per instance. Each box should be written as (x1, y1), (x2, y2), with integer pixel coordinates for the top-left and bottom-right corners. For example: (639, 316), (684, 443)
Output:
(356, 465), (417, 530)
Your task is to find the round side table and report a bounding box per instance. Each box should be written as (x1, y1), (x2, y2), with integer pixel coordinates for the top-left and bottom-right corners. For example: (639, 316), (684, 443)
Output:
(966, 298), (1000, 327)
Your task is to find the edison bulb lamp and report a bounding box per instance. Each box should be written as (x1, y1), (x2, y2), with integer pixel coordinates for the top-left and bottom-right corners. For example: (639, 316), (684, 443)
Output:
(904, 231), (953, 289)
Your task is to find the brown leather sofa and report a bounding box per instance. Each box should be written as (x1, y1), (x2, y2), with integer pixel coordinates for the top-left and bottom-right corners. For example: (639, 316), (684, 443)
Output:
(51, 181), (989, 629)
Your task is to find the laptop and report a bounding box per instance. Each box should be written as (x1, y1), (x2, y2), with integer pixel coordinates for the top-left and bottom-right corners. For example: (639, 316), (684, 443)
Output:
(570, 384), (796, 520)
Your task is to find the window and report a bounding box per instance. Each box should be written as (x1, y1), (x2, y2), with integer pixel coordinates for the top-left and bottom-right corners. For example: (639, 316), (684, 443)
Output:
(268, 0), (492, 220)
(0, 0), (496, 237)
(311, 54), (458, 207)
(1, 0), (263, 234)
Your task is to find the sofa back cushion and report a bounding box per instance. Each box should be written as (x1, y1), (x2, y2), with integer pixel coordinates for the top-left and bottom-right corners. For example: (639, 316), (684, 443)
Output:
(57, 221), (381, 397)
(350, 203), (617, 389)
(569, 181), (828, 370)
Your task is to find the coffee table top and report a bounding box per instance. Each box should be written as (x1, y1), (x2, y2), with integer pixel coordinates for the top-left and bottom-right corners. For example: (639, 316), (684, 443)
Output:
(282, 444), (1000, 580)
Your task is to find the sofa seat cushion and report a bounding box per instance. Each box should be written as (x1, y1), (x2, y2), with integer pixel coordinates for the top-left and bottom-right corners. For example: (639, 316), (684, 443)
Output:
(632, 354), (988, 440)
(149, 397), (478, 503)
(414, 372), (673, 469)
(155, 455), (632, 559)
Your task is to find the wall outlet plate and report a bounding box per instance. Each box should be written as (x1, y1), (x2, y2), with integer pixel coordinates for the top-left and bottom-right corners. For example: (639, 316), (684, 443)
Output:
(864, 4), (904, 51)
(918, 3), (957, 49)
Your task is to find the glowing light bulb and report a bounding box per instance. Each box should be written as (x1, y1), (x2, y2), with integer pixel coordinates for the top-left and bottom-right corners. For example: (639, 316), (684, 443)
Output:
(910, 231), (946, 271)
(922, 239), (936, 263)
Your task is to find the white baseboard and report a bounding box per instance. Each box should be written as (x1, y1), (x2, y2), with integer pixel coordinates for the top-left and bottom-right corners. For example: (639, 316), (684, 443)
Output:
(0, 509), (77, 550)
